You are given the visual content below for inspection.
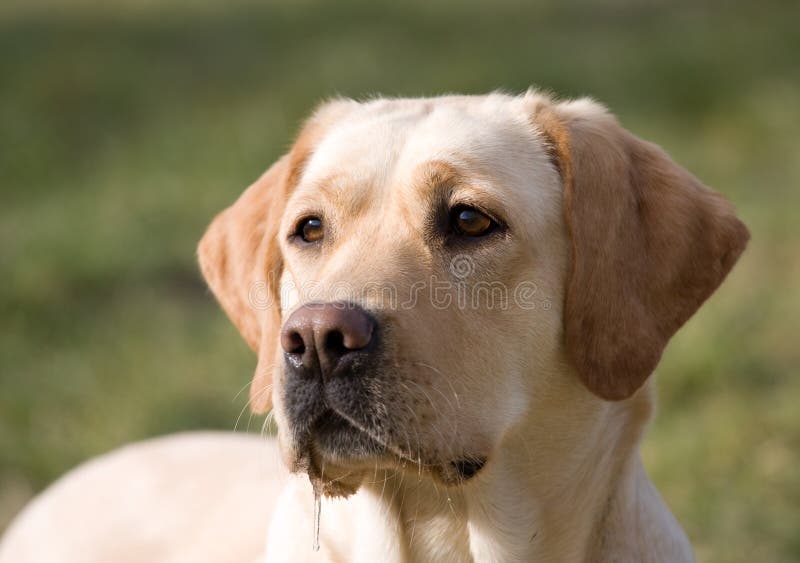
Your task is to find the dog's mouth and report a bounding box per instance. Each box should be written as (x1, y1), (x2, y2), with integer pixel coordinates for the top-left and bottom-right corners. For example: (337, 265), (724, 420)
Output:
(290, 410), (389, 497)
(290, 408), (488, 496)
(309, 409), (387, 462)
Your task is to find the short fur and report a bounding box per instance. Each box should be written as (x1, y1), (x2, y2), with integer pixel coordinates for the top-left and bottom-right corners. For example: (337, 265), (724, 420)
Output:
(1, 91), (748, 563)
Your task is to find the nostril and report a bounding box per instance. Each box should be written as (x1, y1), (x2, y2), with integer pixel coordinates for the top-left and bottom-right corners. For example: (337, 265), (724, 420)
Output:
(317, 311), (374, 367)
(324, 330), (347, 356)
(282, 330), (306, 355)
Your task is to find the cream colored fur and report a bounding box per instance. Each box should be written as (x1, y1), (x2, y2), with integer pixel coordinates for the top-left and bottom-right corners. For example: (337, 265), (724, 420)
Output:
(2, 91), (748, 562)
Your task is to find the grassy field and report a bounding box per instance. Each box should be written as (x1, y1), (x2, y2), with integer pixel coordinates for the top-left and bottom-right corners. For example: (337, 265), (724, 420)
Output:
(1, 0), (798, 560)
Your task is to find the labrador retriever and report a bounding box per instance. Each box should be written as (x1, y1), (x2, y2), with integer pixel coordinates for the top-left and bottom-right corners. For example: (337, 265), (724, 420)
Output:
(0, 90), (749, 562)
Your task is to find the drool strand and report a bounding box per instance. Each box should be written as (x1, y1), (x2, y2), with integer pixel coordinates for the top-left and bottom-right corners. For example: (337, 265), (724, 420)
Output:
(312, 489), (322, 552)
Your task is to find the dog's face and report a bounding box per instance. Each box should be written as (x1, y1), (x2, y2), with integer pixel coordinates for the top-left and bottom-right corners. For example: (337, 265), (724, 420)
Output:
(199, 92), (749, 496)
(273, 97), (568, 492)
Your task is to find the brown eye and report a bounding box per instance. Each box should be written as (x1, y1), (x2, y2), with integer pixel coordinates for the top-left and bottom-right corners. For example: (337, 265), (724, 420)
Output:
(297, 217), (324, 243)
(451, 206), (495, 237)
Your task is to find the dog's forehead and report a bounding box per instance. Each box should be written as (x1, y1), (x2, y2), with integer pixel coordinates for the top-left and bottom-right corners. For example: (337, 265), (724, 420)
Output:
(298, 96), (558, 210)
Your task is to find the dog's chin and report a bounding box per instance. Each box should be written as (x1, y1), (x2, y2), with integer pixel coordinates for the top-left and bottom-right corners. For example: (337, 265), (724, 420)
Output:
(297, 449), (367, 498)
(287, 411), (394, 498)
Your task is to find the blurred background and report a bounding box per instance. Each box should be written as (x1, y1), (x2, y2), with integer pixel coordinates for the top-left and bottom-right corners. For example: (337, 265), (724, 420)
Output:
(1, 0), (798, 560)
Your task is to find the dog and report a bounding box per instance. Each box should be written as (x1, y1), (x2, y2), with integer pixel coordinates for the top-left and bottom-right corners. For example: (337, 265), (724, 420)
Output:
(0, 90), (749, 562)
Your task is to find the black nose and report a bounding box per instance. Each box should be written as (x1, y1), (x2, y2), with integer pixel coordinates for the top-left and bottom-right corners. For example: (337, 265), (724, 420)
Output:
(281, 302), (375, 378)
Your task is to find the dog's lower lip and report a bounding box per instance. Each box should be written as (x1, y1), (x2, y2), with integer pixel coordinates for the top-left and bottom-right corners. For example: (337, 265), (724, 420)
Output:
(306, 409), (385, 457)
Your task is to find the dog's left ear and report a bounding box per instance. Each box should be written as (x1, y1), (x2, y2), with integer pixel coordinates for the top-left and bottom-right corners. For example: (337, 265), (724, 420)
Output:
(199, 99), (356, 413)
(528, 93), (750, 401)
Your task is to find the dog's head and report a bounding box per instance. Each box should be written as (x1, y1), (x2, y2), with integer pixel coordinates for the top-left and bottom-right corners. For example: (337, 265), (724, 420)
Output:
(199, 92), (748, 496)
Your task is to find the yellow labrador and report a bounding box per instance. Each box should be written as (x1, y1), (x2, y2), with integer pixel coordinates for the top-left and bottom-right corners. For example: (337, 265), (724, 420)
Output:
(1, 91), (749, 562)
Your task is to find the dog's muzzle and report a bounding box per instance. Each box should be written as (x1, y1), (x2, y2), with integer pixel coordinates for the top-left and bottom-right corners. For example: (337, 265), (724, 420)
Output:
(281, 303), (386, 453)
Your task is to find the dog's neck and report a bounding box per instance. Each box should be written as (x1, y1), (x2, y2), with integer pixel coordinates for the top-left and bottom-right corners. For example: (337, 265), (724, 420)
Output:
(315, 382), (690, 563)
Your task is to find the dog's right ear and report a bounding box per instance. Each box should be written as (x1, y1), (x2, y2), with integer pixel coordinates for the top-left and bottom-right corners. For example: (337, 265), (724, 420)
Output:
(198, 99), (356, 414)
(198, 155), (291, 414)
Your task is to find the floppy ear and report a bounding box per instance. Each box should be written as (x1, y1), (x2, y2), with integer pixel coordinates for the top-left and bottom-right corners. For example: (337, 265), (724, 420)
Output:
(530, 95), (750, 400)
(198, 155), (291, 414)
(198, 99), (355, 414)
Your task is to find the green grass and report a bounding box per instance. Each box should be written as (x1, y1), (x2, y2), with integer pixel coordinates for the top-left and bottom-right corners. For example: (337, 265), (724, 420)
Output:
(1, 1), (798, 560)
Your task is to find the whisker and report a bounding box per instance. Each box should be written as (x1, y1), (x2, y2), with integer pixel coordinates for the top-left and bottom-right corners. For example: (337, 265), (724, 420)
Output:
(233, 382), (272, 433)
(411, 361), (462, 410)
